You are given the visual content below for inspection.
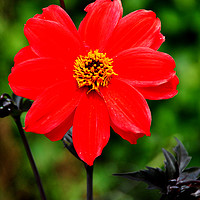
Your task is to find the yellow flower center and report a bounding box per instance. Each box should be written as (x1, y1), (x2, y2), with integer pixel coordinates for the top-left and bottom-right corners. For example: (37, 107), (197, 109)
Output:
(73, 49), (117, 93)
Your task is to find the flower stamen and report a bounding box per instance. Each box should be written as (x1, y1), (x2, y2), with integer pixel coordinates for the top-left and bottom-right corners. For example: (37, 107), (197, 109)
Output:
(73, 50), (117, 93)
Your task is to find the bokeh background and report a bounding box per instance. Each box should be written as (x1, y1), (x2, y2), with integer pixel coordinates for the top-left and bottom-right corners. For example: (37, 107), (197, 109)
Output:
(0, 0), (200, 199)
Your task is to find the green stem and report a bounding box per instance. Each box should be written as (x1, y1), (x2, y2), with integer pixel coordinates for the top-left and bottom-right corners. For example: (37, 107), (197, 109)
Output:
(14, 116), (46, 200)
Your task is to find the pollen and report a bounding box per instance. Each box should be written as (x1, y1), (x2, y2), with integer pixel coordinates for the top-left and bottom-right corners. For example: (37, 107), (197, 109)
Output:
(73, 49), (117, 93)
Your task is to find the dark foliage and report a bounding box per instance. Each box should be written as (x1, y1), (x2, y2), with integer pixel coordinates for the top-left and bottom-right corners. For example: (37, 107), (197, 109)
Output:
(0, 93), (32, 118)
(62, 127), (82, 162)
(114, 138), (200, 200)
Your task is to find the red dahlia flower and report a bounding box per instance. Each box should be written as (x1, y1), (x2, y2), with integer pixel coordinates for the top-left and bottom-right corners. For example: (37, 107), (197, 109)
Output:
(8, 0), (178, 166)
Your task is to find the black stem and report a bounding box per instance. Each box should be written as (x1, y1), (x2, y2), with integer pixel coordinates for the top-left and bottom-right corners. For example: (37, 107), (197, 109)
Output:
(177, 180), (200, 186)
(84, 163), (94, 200)
(59, 0), (66, 10)
(13, 116), (46, 200)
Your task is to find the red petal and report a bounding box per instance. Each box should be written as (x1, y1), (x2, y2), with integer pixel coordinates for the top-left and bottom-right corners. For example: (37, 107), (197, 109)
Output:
(35, 5), (78, 37)
(101, 79), (151, 144)
(8, 58), (74, 100)
(113, 47), (176, 86)
(24, 18), (84, 64)
(24, 81), (84, 134)
(135, 75), (179, 100)
(73, 91), (110, 166)
(14, 46), (38, 64)
(44, 111), (75, 141)
(111, 123), (145, 144)
(104, 10), (164, 57)
(78, 0), (122, 51)
(150, 32), (165, 50)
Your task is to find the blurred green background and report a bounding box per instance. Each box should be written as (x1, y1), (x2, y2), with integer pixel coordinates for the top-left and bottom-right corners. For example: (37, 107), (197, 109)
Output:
(0, 0), (200, 199)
